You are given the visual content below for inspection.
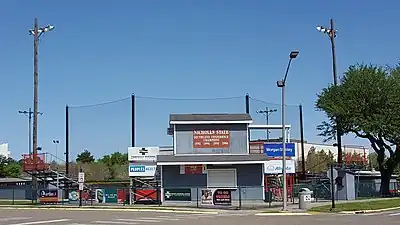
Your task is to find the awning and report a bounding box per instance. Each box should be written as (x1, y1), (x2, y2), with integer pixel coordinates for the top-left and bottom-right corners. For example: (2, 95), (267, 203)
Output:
(157, 154), (268, 165)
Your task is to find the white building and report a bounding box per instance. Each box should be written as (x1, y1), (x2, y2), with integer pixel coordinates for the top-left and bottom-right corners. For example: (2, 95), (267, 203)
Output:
(0, 143), (10, 158)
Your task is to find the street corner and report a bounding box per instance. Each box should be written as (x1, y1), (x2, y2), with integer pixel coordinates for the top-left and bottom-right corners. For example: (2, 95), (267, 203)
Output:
(336, 206), (400, 215)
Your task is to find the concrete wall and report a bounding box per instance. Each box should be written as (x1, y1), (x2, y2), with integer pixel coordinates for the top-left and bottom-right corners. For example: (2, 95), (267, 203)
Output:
(162, 164), (263, 201)
(175, 124), (248, 154)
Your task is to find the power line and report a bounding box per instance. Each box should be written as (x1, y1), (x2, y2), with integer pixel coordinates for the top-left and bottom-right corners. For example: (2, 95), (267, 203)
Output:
(249, 97), (298, 107)
(68, 95), (243, 109)
(69, 97), (130, 109)
(136, 95), (243, 101)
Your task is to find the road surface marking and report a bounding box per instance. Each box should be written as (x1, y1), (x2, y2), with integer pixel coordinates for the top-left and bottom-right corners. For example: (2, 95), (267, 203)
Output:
(92, 221), (137, 224)
(390, 212), (400, 216)
(142, 217), (180, 221)
(0, 217), (31, 221)
(8, 219), (71, 225)
(156, 216), (182, 220)
(117, 218), (161, 223)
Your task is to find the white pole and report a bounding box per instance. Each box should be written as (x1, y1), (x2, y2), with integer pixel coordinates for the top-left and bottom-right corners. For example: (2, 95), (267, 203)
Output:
(56, 171), (60, 200)
(281, 84), (287, 211)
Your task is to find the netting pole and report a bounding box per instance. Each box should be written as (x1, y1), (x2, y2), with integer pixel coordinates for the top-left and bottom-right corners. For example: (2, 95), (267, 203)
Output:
(131, 94), (135, 147)
(65, 105), (69, 201)
(299, 104), (306, 180)
(245, 94), (250, 114)
(245, 94), (250, 143)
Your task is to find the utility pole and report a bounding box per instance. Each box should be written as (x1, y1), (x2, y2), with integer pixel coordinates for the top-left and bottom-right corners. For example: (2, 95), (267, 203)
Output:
(29, 18), (55, 201)
(18, 108), (42, 155)
(299, 105), (306, 179)
(256, 107), (277, 141)
(317, 18), (343, 165)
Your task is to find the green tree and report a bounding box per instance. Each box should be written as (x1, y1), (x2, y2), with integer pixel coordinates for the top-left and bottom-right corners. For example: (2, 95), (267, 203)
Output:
(316, 63), (400, 195)
(306, 147), (330, 173)
(76, 149), (95, 163)
(98, 152), (128, 179)
(0, 156), (21, 178)
(367, 152), (379, 170)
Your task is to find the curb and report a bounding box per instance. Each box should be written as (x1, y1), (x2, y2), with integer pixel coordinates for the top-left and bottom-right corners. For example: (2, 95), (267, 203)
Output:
(338, 206), (400, 214)
(255, 212), (311, 216)
(0, 206), (218, 214)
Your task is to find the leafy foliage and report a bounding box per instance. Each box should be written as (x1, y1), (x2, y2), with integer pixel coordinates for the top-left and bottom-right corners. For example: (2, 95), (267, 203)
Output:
(72, 150), (128, 180)
(316, 63), (400, 195)
(0, 156), (22, 178)
(76, 150), (95, 163)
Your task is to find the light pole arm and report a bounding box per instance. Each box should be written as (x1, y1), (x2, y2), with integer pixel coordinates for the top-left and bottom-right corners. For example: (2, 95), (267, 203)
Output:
(282, 58), (293, 84)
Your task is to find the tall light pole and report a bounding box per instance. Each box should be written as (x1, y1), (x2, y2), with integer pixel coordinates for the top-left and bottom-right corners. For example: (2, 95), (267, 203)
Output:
(29, 18), (55, 199)
(256, 107), (277, 141)
(18, 108), (42, 155)
(317, 19), (343, 166)
(277, 50), (299, 211)
(52, 140), (59, 160)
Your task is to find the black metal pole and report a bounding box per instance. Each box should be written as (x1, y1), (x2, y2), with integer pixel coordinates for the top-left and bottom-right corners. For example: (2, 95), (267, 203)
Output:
(330, 164), (335, 209)
(245, 94), (250, 114)
(131, 94), (135, 147)
(65, 105), (69, 176)
(245, 94), (250, 143)
(65, 105), (69, 201)
(299, 104), (306, 179)
(29, 108), (32, 155)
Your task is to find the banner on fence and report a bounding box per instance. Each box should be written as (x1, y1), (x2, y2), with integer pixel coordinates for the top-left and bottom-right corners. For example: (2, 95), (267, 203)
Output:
(95, 189), (105, 203)
(69, 190), (79, 202)
(117, 189), (127, 203)
(201, 189), (232, 206)
(134, 189), (158, 202)
(164, 188), (191, 201)
(39, 189), (58, 203)
(105, 189), (118, 203)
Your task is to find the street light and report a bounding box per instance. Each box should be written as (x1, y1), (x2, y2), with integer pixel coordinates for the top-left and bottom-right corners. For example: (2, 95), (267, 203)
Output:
(256, 108), (278, 141)
(18, 109), (42, 155)
(29, 18), (55, 203)
(317, 19), (343, 166)
(53, 140), (60, 160)
(276, 50), (299, 211)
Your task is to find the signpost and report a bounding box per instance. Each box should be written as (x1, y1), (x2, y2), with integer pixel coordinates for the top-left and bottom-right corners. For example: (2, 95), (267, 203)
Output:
(78, 171), (85, 207)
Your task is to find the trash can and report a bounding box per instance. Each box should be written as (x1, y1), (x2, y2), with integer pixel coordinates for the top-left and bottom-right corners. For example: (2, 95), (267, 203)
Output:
(298, 188), (313, 209)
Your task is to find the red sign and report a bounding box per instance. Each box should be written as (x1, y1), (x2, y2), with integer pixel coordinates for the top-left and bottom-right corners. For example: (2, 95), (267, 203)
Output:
(193, 130), (230, 148)
(183, 165), (204, 174)
(134, 189), (158, 202)
(117, 189), (126, 203)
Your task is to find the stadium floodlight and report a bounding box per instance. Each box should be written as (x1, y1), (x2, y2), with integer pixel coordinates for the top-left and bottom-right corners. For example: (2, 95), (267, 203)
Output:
(29, 24), (55, 36)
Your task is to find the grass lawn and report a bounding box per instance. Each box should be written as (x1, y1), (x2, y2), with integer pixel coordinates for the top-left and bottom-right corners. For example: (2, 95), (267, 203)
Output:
(0, 199), (37, 205)
(309, 198), (400, 212)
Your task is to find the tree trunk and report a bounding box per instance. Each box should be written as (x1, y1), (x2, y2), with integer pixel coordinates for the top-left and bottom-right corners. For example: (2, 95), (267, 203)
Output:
(379, 168), (393, 197)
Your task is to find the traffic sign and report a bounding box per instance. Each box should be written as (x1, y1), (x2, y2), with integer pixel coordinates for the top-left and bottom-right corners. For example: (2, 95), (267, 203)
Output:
(78, 172), (85, 183)
(78, 183), (84, 191)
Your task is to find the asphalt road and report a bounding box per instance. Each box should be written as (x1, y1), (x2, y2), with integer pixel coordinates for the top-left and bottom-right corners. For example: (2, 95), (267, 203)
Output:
(1, 209), (400, 225)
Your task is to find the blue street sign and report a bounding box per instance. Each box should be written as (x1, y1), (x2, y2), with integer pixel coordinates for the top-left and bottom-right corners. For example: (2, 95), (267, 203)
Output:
(264, 143), (295, 157)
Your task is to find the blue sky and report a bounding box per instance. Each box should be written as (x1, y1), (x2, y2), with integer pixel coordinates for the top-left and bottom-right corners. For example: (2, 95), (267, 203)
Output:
(0, 0), (398, 160)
